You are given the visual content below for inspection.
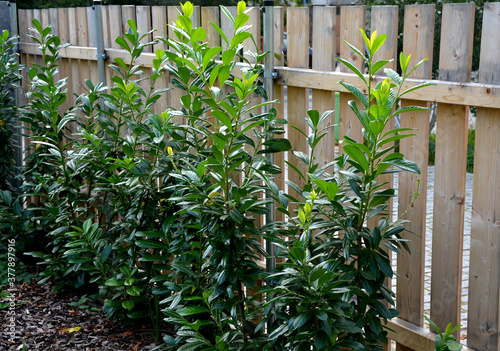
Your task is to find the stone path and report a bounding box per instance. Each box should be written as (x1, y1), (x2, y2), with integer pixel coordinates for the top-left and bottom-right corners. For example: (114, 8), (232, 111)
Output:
(392, 166), (473, 340)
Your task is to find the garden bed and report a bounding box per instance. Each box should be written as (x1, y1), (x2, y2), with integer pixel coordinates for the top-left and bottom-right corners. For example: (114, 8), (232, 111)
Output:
(1, 275), (170, 350)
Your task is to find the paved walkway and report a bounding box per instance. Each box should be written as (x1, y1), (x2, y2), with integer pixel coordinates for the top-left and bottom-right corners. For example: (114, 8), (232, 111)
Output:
(392, 166), (473, 340)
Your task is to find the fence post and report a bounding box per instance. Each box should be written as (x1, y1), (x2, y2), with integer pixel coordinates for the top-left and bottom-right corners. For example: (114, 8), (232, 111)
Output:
(263, 0), (276, 275)
(93, 0), (107, 89)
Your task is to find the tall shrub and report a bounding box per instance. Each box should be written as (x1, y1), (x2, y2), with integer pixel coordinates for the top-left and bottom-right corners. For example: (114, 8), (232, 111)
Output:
(260, 30), (433, 350)
(154, 2), (289, 349)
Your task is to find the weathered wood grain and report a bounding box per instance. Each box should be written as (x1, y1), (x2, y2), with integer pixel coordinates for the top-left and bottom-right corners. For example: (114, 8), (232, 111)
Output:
(338, 5), (365, 152)
(287, 7), (310, 204)
(468, 3), (500, 350)
(431, 2), (474, 339)
(312, 6), (335, 169)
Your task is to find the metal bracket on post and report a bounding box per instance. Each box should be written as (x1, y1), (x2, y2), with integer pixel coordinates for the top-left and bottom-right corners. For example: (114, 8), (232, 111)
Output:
(96, 53), (108, 61)
(263, 71), (280, 80)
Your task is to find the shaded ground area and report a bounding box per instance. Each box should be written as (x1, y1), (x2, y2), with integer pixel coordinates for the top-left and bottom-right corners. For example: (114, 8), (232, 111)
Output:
(1, 278), (170, 350)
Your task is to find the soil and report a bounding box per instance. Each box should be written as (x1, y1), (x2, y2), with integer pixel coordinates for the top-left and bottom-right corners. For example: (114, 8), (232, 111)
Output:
(0, 277), (173, 351)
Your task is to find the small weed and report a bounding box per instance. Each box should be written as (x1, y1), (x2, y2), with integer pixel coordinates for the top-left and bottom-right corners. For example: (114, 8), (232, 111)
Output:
(69, 294), (89, 310)
(0, 289), (25, 309)
(424, 315), (463, 351)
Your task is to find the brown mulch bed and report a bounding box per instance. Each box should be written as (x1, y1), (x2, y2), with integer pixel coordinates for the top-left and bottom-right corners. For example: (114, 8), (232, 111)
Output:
(0, 278), (172, 351)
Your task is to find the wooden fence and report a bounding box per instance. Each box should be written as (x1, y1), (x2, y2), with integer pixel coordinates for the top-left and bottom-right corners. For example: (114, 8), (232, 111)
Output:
(16, 3), (500, 351)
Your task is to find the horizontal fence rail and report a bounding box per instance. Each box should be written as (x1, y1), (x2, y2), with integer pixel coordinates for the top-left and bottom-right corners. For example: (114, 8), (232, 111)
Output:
(16, 3), (500, 351)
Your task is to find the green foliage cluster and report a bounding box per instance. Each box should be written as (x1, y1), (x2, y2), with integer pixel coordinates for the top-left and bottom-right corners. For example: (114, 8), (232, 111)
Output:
(0, 31), (21, 192)
(362, 0), (495, 75)
(424, 315), (463, 351)
(1, 2), (433, 349)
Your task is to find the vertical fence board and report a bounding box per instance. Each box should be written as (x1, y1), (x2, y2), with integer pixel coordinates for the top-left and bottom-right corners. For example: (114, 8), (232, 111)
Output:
(167, 6), (180, 40)
(370, 5), (397, 211)
(152, 6), (168, 51)
(102, 6), (111, 48)
(68, 8), (77, 44)
(40, 9), (49, 29)
(33, 9), (41, 24)
(397, 7), (435, 350)
(108, 5), (123, 85)
(87, 7), (97, 47)
(371, 6), (398, 69)
(57, 8), (69, 44)
(67, 8), (80, 108)
(244, 7), (260, 59)
(137, 6), (152, 52)
(370, 7), (398, 350)
(26, 9), (34, 43)
(152, 6), (169, 115)
(468, 3), (500, 350)
(57, 8), (72, 115)
(369, 9), (398, 224)
(18, 10), (27, 43)
(167, 6), (183, 113)
(136, 6), (152, 115)
(77, 7), (89, 46)
(76, 7), (91, 98)
(122, 5), (136, 34)
(431, 2), (474, 339)
(109, 5), (123, 50)
(312, 6), (335, 168)
(192, 6), (200, 29)
(221, 6), (237, 49)
(47, 9), (60, 81)
(202, 7), (220, 47)
(338, 6), (365, 151)
(287, 7), (310, 202)
(33, 8), (41, 67)
(49, 8), (58, 35)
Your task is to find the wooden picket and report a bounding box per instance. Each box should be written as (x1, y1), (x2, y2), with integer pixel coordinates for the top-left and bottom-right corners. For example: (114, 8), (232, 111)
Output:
(369, 7), (397, 351)
(337, 5), (366, 158)
(397, 4), (435, 350)
(15, 3), (500, 350)
(431, 3), (474, 340)
(469, 3), (500, 350)
(287, 7), (310, 207)
(311, 6), (335, 167)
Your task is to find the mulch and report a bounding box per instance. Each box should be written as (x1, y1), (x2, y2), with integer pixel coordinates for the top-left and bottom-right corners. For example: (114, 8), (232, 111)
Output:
(0, 278), (173, 351)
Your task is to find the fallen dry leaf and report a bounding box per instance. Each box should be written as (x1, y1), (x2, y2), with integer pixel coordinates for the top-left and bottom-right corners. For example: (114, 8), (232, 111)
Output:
(60, 326), (82, 333)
